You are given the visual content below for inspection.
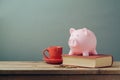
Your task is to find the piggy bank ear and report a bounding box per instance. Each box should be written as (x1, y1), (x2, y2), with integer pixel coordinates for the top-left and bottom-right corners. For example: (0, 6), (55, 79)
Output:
(70, 28), (75, 34)
(82, 28), (88, 36)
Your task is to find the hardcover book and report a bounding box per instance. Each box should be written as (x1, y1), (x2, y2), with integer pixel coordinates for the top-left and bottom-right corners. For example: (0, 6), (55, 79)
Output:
(62, 54), (113, 68)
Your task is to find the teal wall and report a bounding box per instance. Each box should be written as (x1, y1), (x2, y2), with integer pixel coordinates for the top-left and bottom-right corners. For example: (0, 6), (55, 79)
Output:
(0, 0), (120, 61)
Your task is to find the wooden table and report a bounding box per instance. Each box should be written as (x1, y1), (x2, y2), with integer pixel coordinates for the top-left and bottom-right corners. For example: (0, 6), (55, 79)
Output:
(0, 61), (120, 80)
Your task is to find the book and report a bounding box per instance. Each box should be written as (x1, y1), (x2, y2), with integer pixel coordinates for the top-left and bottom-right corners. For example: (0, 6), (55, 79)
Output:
(62, 54), (113, 68)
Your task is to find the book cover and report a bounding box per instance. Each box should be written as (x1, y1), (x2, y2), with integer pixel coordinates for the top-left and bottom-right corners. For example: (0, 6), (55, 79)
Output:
(62, 54), (113, 68)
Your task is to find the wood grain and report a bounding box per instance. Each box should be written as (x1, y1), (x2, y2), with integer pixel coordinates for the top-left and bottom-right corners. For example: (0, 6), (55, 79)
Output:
(0, 75), (120, 80)
(0, 61), (120, 74)
(0, 61), (120, 80)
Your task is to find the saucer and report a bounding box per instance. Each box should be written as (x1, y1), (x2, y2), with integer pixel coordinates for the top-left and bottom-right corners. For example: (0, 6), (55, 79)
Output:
(44, 58), (63, 64)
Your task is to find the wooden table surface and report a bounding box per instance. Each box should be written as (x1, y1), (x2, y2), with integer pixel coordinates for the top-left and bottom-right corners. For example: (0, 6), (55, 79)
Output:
(0, 61), (120, 80)
(0, 61), (120, 74)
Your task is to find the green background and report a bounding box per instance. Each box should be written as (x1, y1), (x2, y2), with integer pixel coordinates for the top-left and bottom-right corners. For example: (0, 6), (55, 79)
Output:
(0, 0), (120, 61)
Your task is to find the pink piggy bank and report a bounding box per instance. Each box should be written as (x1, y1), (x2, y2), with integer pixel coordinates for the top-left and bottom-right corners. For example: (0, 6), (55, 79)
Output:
(68, 28), (97, 56)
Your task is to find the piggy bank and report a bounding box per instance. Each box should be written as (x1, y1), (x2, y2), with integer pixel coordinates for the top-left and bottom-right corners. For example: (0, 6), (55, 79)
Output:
(68, 28), (97, 56)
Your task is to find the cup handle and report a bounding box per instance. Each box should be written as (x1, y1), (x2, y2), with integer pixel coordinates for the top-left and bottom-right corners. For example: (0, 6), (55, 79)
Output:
(42, 49), (49, 59)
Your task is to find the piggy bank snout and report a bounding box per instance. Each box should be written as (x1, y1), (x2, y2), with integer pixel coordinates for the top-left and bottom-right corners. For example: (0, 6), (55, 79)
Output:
(69, 39), (76, 44)
(69, 39), (78, 47)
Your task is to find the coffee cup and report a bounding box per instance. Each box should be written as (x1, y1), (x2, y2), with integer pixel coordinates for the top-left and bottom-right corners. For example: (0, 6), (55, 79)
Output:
(42, 46), (63, 64)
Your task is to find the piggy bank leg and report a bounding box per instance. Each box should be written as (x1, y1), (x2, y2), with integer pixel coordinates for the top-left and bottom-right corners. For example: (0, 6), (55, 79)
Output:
(69, 50), (73, 55)
(83, 51), (89, 56)
(92, 49), (97, 55)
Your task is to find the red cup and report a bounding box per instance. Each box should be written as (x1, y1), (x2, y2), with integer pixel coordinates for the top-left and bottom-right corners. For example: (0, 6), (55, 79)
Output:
(42, 46), (63, 64)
